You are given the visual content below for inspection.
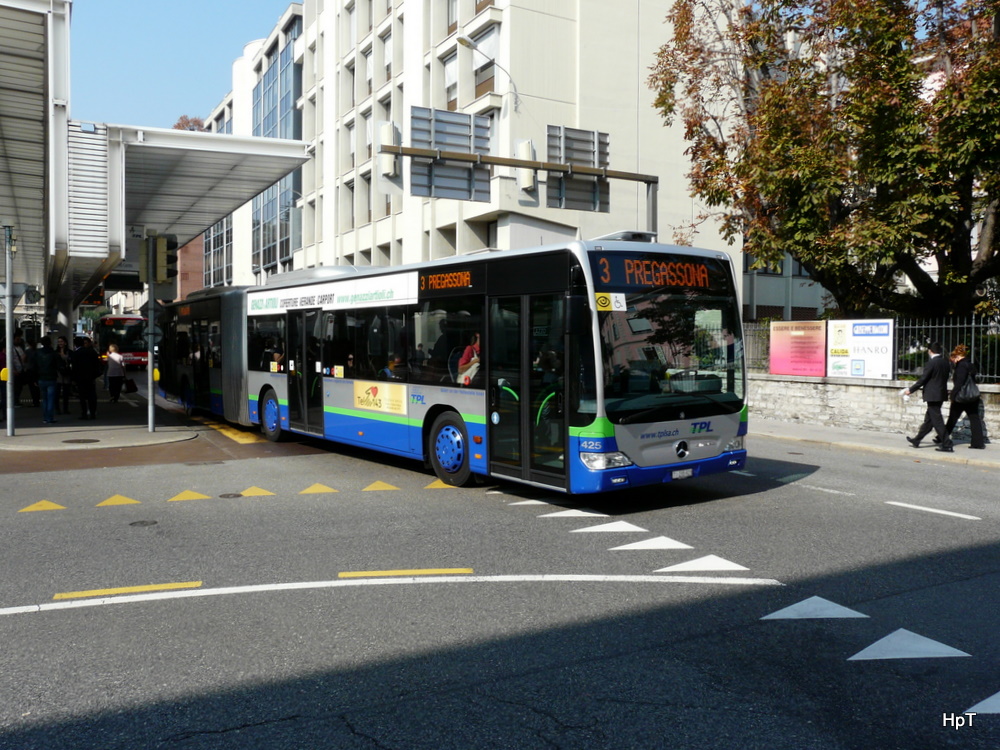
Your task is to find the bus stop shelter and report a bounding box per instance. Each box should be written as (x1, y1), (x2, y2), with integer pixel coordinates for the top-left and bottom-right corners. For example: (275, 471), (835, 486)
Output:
(1, 0), (309, 434)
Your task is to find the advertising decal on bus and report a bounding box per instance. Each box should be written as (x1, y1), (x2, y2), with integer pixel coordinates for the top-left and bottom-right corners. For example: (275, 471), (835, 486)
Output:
(248, 272), (419, 315)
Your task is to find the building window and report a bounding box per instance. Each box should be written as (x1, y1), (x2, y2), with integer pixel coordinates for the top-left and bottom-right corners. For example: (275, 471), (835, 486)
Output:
(346, 122), (356, 168)
(364, 49), (373, 95)
(443, 53), (458, 110)
(470, 26), (498, 99)
(361, 173), (372, 224)
(447, 0), (458, 34)
(204, 214), (233, 288)
(745, 252), (783, 275)
(345, 180), (355, 230)
(381, 32), (392, 80)
(364, 113), (373, 159)
(346, 63), (355, 109)
(346, 4), (356, 47)
(475, 0), (494, 12)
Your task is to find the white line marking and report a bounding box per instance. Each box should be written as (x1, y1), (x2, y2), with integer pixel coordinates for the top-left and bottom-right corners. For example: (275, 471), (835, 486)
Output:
(799, 484), (856, 496)
(885, 501), (981, 521)
(0, 574), (782, 617)
(731, 471), (755, 477)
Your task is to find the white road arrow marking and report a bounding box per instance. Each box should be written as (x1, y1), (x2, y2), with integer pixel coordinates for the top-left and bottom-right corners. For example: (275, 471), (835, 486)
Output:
(761, 596), (868, 620)
(570, 521), (648, 533)
(609, 536), (693, 551)
(847, 628), (971, 661)
(655, 555), (748, 573)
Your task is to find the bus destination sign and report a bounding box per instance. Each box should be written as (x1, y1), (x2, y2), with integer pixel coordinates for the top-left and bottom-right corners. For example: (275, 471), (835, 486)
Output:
(418, 266), (484, 298)
(590, 253), (718, 291)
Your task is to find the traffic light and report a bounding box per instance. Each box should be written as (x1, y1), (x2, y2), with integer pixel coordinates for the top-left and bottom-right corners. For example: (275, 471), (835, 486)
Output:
(155, 234), (179, 284)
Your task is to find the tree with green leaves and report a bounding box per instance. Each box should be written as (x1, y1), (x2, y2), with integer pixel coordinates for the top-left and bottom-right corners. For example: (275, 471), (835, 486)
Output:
(649, 0), (1000, 317)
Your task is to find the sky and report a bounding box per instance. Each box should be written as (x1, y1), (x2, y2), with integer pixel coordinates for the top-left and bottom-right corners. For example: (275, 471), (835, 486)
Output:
(70, 0), (292, 129)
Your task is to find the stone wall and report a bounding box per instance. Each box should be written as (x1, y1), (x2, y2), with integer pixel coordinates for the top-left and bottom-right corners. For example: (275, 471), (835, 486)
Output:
(748, 374), (998, 440)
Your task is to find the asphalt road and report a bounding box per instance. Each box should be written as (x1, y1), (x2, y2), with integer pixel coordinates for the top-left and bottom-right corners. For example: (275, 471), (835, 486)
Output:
(0, 428), (997, 749)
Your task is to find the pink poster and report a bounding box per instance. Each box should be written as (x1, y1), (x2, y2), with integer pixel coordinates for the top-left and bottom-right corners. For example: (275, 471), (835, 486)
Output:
(769, 321), (827, 376)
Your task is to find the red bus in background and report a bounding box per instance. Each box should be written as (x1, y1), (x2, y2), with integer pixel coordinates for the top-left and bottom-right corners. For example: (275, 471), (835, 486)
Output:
(93, 314), (149, 369)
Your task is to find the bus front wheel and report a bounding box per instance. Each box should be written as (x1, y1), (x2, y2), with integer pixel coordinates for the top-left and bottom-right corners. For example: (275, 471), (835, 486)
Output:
(429, 413), (471, 487)
(260, 389), (283, 442)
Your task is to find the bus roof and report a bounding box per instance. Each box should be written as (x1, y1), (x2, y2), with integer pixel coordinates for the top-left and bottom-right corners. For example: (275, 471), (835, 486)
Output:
(250, 235), (731, 294)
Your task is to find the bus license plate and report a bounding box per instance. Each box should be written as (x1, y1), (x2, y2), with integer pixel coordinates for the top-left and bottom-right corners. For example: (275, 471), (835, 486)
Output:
(672, 468), (693, 480)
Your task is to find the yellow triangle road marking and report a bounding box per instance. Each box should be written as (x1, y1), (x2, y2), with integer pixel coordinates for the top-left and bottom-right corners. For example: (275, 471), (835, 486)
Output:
(97, 494), (141, 507)
(363, 481), (399, 491)
(18, 500), (66, 513)
(167, 490), (213, 502)
(241, 486), (275, 496)
(425, 479), (454, 489)
(300, 483), (338, 494)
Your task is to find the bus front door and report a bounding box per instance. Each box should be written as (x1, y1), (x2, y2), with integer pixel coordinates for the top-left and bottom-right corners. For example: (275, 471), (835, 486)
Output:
(288, 310), (325, 436)
(488, 294), (566, 489)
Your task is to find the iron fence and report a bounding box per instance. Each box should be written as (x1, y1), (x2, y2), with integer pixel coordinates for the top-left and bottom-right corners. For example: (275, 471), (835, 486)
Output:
(744, 316), (1000, 384)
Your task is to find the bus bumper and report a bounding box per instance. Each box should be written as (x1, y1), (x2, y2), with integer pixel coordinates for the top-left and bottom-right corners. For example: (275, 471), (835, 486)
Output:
(571, 450), (748, 494)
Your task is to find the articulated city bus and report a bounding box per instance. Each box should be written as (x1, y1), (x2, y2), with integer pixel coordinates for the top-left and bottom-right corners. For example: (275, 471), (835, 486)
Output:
(157, 234), (747, 494)
(93, 314), (149, 369)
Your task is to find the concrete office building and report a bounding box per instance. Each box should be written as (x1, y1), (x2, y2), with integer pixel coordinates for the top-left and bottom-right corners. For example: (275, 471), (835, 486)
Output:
(202, 0), (736, 290)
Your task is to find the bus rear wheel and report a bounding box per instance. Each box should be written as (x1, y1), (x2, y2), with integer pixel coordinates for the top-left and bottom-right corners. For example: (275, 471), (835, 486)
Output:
(429, 413), (471, 487)
(260, 389), (283, 442)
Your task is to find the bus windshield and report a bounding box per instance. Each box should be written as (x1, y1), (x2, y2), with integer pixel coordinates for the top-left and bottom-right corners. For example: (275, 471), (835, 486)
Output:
(96, 317), (148, 365)
(591, 252), (744, 423)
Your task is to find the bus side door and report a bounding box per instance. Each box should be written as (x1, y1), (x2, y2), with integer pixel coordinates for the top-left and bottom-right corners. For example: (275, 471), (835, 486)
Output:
(488, 293), (566, 489)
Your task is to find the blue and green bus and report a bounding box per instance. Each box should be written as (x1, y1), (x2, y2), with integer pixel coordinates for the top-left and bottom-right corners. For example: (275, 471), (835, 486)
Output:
(158, 233), (747, 494)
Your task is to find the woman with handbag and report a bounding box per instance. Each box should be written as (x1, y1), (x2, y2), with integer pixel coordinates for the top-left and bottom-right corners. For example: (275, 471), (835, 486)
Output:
(106, 343), (126, 403)
(943, 344), (985, 449)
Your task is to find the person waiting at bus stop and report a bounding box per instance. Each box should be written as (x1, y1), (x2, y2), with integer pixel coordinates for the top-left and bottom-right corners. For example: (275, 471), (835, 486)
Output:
(105, 343), (126, 403)
(71, 336), (101, 420)
(34, 336), (59, 424)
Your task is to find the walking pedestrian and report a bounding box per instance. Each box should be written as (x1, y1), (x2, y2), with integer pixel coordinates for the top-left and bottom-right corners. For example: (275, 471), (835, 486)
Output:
(942, 344), (985, 450)
(903, 341), (953, 452)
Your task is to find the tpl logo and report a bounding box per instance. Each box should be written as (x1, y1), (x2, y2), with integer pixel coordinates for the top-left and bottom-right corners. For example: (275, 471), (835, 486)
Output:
(690, 421), (712, 434)
(410, 394), (426, 405)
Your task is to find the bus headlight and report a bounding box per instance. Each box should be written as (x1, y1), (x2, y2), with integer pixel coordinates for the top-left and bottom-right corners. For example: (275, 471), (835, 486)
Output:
(580, 452), (634, 470)
(725, 436), (745, 452)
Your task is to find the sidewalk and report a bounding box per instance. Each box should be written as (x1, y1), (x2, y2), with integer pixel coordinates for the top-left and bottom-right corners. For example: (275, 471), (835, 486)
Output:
(0, 391), (197, 452)
(751, 416), (998, 470)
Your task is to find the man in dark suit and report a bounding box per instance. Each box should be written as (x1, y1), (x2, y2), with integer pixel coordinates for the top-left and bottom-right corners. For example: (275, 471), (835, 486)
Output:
(904, 341), (953, 452)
